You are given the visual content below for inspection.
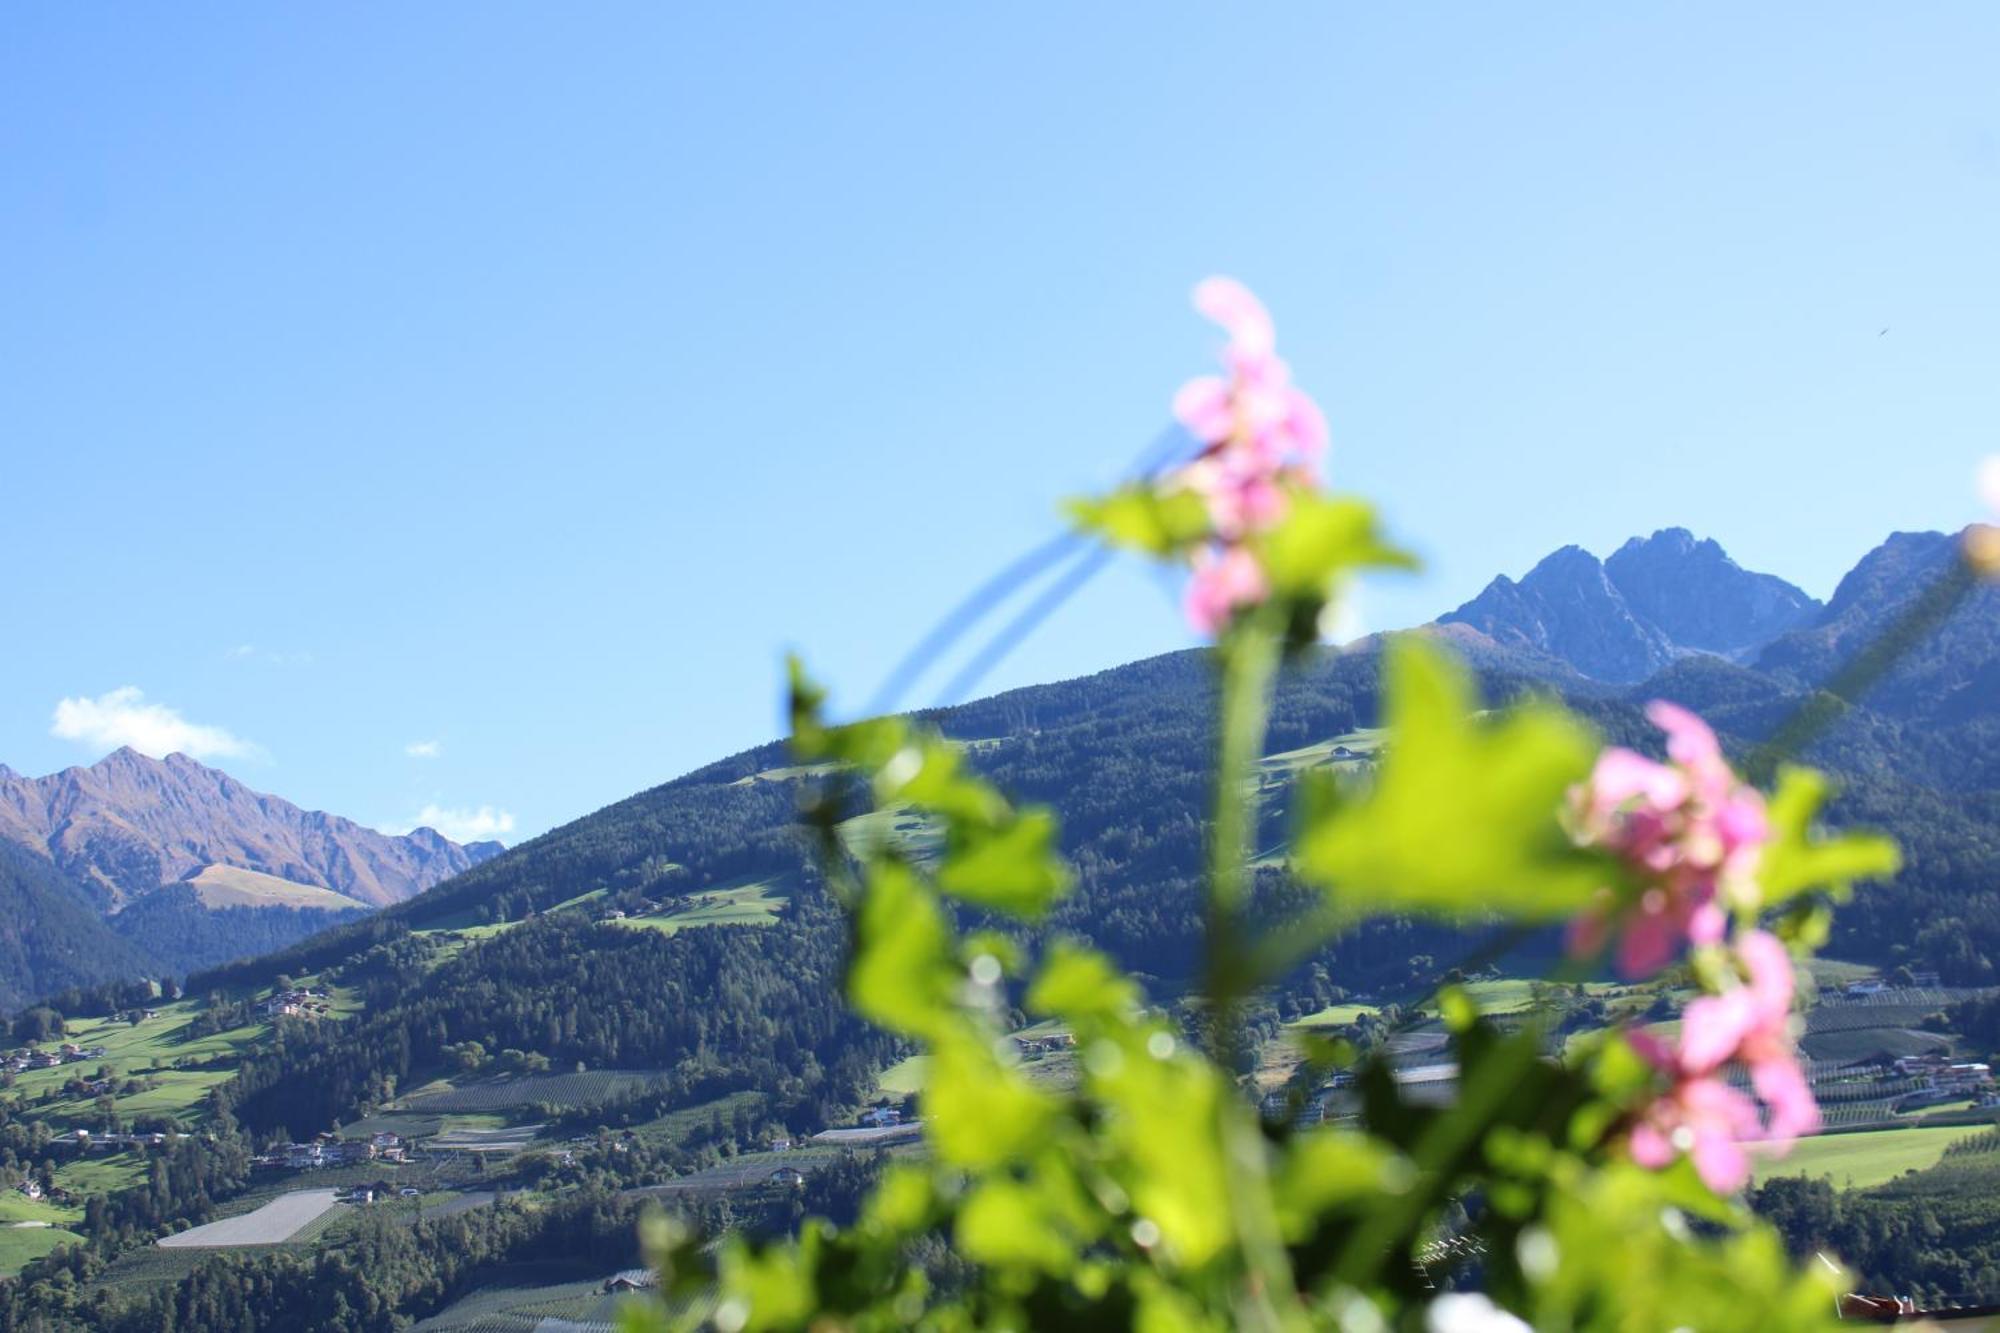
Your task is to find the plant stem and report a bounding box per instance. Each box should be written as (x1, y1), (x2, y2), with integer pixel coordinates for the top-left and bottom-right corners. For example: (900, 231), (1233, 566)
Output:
(1205, 614), (1299, 1331)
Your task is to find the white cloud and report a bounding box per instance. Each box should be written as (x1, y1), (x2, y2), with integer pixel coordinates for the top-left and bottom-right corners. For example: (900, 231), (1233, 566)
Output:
(404, 740), (443, 760)
(50, 687), (258, 762)
(390, 804), (515, 844)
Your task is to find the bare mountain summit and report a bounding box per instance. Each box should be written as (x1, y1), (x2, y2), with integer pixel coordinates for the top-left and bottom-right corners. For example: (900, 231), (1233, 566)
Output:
(0, 748), (501, 910)
(1438, 529), (1822, 684)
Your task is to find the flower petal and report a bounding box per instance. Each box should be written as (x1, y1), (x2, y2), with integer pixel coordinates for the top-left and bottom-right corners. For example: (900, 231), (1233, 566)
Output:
(1680, 991), (1754, 1075)
(1750, 1054), (1821, 1145)
(1646, 699), (1721, 771)
(1193, 276), (1275, 358)
(1172, 376), (1233, 444)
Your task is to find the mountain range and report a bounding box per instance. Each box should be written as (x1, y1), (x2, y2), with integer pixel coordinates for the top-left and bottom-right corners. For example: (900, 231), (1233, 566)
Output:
(7, 523), (1996, 1040)
(0, 751), (502, 1007)
(176, 523), (2000, 1145)
(1438, 526), (1824, 682)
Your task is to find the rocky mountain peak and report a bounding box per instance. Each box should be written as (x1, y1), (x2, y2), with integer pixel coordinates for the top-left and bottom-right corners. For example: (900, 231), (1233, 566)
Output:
(1439, 529), (1822, 683)
(0, 750), (502, 910)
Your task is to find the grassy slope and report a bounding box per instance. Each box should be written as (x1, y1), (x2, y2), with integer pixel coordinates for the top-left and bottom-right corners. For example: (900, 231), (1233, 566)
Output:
(0, 1225), (88, 1276)
(609, 879), (788, 936)
(1, 1001), (267, 1128)
(1754, 1125), (1983, 1190)
(182, 865), (372, 912)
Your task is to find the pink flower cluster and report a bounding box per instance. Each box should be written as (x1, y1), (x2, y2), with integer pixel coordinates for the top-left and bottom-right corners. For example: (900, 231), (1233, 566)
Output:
(1567, 701), (1767, 977)
(1568, 702), (1818, 1193)
(1627, 931), (1819, 1192)
(1168, 278), (1329, 635)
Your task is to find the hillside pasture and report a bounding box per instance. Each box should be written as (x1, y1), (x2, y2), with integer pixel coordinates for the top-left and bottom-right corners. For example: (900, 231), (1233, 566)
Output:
(1285, 1003), (1381, 1030)
(0, 1224), (86, 1276)
(397, 1070), (663, 1114)
(837, 806), (943, 863)
(55, 1152), (147, 1199)
(1258, 728), (1387, 780)
(611, 879), (788, 936)
(181, 864), (371, 912)
(0, 1192), (82, 1227)
(1753, 1125), (1982, 1191)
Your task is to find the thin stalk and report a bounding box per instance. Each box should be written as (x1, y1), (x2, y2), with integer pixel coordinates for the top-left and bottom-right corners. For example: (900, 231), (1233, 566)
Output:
(1203, 613), (1301, 1331)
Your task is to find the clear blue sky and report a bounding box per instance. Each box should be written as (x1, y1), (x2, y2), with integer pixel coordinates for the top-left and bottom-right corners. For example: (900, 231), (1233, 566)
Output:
(4, 6), (1997, 843)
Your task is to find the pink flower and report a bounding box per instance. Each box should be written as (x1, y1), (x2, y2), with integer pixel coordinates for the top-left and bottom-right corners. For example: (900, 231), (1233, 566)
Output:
(1165, 277), (1330, 635)
(1184, 545), (1269, 637)
(1568, 702), (1768, 976)
(1626, 931), (1819, 1193)
(1678, 931), (1820, 1145)
(1192, 276), (1275, 360)
(1626, 1056), (1764, 1193)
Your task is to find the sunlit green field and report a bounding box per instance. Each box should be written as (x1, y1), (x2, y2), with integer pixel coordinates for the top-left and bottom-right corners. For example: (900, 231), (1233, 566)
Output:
(1, 1000), (267, 1128)
(55, 1153), (148, 1199)
(0, 1193), (83, 1227)
(0, 1224), (86, 1276)
(1285, 1003), (1380, 1029)
(611, 879), (788, 935)
(1752, 1125), (1983, 1191)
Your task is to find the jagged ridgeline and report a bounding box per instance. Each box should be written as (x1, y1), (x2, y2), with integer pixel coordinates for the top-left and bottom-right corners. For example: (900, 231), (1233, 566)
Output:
(170, 526), (2000, 1142)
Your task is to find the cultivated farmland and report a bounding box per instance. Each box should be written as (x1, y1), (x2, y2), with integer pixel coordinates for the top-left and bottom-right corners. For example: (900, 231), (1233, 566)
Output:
(157, 1189), (340, 1248)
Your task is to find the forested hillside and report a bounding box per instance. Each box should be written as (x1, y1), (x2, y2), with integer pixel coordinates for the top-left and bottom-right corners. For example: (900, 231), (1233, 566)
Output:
(0, 841), (154, 1012)
(154, 535), (1994, 1160)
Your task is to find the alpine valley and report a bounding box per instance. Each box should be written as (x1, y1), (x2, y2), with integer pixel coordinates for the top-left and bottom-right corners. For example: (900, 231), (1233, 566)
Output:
(1, 524), (1997, 1329)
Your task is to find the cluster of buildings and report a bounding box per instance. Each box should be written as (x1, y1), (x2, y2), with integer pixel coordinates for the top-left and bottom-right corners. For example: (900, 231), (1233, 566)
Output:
(1895, 1055), (1995, 1100)
(62, 1129), (187, 1152)
(259, 987), (333, 1019)
(253, 1131), (408, 1171)
(337, 1183), (422, 1205)
(1013, 1032), (1076, 1058)
(599, 898), (660, 922)
(3, 1042), (109, 1074)
(1840, 971), (1943, 997)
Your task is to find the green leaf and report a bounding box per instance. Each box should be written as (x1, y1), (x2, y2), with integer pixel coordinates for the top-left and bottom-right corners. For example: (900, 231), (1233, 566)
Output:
(921, 1029), (1058, 1169)
(1088, 1039), (1236, 1267)
(1253, 492), (1417, 597)
(860, 1161), (938, 1238)
(1294, 636), (1609, 920)
(937, 809), (1072, 916)
(1272, 1129), (1408, 1240)
(1068, 486), (1211, 555)
(716, 1235), (817, 1332)
(1026, 941), (1139, 1026)
(848, 861), (958, 1038)
(1758, 766), (1900, 907)
(955, 1172), (1093, 1275)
